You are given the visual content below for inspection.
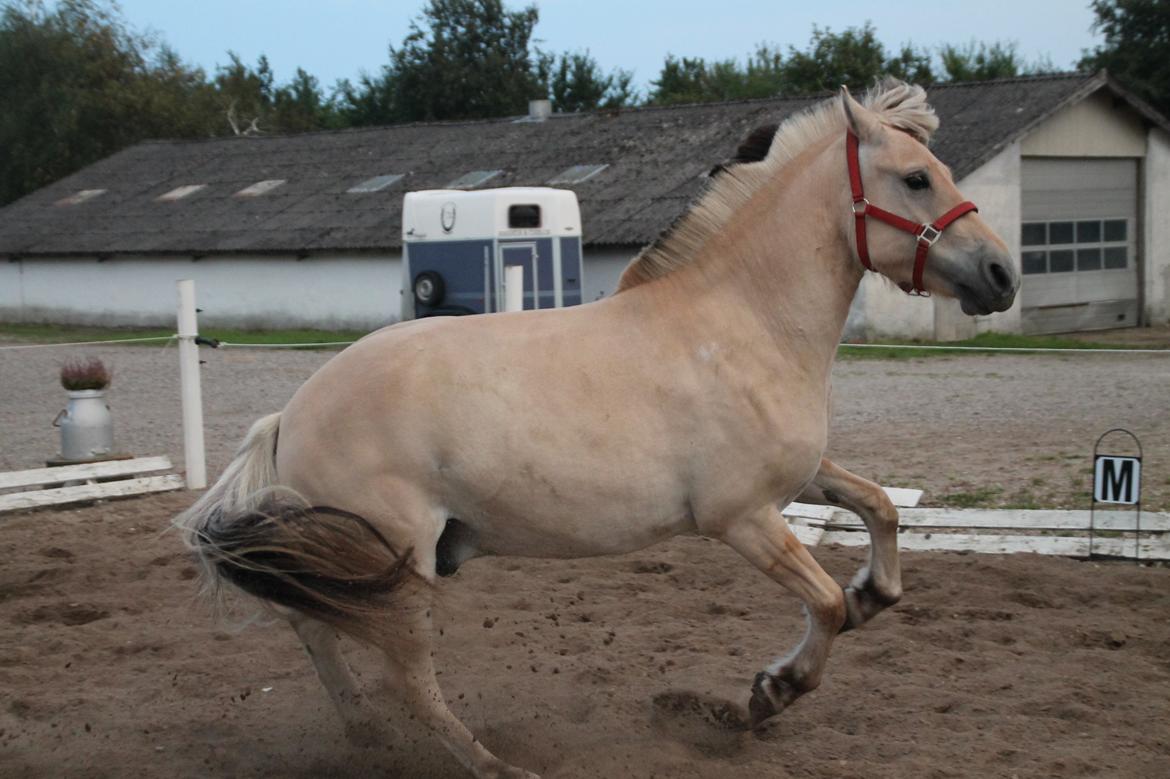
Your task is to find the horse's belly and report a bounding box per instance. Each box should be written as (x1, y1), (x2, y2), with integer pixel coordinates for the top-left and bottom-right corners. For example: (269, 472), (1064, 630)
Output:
(447, 472), (696, 559)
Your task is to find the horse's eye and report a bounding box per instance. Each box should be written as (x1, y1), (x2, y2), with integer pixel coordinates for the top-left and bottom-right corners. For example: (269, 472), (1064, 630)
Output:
(904, 172), (930, 191)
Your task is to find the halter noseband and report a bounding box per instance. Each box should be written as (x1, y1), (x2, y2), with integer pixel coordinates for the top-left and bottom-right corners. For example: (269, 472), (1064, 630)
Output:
(846, 130), (978, 295)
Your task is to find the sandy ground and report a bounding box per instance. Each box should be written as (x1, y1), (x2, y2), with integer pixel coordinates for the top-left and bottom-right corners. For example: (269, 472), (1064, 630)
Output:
(2, 341), (1169, 777)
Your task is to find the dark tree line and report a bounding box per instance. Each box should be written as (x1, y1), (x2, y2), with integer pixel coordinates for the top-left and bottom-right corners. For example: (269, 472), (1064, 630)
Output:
(1, 0), (1164, 206)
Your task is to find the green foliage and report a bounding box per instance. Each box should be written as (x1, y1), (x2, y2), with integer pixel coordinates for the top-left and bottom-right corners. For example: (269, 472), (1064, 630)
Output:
(1080, 0), (1170, 119)
(542, 50), (634, 113)
(648, 24), (1058, 106)
(0, 1), (343, 206)
(387, 0), (544, 121)
(939, 41), (1024, 82)
(0, 0), (215, 205)
(836, 330), (1170, 361)
(0, 322), (373, 348)
(781, 24), (889, 94)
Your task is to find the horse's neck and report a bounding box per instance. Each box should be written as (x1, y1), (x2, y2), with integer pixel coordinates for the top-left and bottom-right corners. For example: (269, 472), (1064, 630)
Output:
(663, 137), (862, 380)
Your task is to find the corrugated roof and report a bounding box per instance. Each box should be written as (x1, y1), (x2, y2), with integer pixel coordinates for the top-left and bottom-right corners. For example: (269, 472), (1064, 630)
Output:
(0, 71), (1153, 257)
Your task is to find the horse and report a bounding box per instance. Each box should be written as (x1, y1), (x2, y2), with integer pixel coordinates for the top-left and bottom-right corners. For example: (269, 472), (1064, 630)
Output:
(178, 80), (1019, 778)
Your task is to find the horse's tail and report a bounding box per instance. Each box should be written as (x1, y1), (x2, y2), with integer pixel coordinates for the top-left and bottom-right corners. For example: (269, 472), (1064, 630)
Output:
(175, 412), (415, 641)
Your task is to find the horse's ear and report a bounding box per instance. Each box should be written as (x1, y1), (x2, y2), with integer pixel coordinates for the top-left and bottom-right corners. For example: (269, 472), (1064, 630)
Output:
(840, 86), (883, 144)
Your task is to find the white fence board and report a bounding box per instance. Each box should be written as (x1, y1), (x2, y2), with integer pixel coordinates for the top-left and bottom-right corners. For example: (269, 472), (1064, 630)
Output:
(0, 474), (183, 512)
(0, 456), (173, 490)
(883, 487), (923, 507)
(820, 530), (1170, 560)
(801, 507), (1169, 533)
(784, 487), (921, 520)
(789, 524), (825, 546)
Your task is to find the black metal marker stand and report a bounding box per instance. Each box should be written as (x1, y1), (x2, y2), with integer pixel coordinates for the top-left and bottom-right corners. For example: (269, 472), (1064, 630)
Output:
(1090, 428), (1142, 561)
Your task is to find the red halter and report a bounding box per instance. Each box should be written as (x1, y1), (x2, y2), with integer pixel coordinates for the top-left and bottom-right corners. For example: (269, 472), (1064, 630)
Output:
(846, 130), (978, 295)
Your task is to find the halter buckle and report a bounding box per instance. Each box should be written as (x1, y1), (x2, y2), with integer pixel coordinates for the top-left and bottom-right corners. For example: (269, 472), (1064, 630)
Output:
(851, 198), (869, 216)
(917, 224), (942, 246)
(908, 288), (931, 298)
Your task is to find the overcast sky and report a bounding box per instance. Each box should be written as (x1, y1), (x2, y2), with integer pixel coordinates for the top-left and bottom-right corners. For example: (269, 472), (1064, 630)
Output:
(115, 0), (1102, 95)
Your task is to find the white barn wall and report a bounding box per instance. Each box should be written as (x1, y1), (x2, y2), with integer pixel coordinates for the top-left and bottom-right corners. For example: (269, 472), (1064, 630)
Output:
(1, 254), (403, 330)
(582, 247), (635, 302)
(844, 275), (935, 341)
(0, 259), (22, 311)
(1144, 129), (1170, 325)
(958, 142), (1024, 336)
(0, 249), (640, 329)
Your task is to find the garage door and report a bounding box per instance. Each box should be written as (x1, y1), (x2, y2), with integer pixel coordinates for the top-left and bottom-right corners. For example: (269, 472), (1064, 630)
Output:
(1020, 158), (1140, 334)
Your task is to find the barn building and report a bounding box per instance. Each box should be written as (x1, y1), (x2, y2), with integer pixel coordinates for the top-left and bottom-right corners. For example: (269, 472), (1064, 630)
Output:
(1, 71), (1167, 338)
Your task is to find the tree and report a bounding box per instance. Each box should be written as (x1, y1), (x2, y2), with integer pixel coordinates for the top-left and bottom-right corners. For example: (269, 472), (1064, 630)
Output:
(0, 0), (216, 205)
(1080, 0), (1170, 119)
(388, 0), (545, 121)
(780, 24), (889, 94)
(884, 44), (935, 85)
(273, 68), (338, 133)
(544, 50), (634, 113)
(650, 28), (933, 105)
(939, 41), (1023, 82)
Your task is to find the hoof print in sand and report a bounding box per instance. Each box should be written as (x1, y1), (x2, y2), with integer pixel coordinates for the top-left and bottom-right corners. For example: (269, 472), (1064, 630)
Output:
(651, 690), (749, 757)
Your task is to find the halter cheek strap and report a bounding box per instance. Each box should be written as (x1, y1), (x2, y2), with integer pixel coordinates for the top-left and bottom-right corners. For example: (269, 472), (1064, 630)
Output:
(846, 131), (978, 295)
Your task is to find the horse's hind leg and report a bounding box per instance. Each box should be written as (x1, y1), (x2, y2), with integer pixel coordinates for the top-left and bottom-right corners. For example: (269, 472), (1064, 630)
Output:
(718, 505), (847, 726)
(372, 583), (538, 779)
(287, 612), (387, 747)
(794, 457), (902, 629)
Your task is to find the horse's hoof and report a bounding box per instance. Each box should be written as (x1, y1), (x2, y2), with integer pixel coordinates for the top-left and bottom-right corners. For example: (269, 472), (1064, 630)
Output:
(748, 672), (781, 727)
(841, 577), (902, 632)
(748, 669), (808, 728)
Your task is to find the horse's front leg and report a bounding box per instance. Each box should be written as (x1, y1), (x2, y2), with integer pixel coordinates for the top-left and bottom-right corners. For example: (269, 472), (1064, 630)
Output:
(717, 505), (847, 727)
(794, 457), (902, 629)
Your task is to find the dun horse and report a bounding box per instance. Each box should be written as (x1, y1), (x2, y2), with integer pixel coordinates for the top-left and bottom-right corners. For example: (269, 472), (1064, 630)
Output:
(180, 81), (1019, 778)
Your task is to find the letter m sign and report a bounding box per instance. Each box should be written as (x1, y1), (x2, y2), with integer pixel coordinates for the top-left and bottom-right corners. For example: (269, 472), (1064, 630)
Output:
(1094, 456), (1141, 504)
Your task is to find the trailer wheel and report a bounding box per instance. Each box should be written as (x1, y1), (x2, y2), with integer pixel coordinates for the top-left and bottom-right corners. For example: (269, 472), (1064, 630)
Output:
(413, 271), (445, 307)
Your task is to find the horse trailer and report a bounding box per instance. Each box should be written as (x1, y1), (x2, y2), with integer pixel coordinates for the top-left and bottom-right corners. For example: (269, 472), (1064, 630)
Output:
(400, 187), (585, 320)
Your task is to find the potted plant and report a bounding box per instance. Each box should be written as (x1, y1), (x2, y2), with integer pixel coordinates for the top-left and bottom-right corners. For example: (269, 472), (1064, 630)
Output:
(54, 357), (114, 461)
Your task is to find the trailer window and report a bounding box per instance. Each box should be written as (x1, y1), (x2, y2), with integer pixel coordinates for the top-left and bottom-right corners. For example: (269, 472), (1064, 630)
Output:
(508, 204), (541, 228)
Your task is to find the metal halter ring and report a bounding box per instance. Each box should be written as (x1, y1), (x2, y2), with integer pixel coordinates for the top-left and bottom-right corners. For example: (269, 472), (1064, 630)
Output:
(851, 198), (870, 216)
(917, 224), (942, 246)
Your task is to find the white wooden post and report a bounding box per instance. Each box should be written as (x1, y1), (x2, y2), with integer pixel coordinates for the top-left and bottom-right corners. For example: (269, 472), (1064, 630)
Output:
(504, 265), (525, 312)
(176, 280), (207, 489)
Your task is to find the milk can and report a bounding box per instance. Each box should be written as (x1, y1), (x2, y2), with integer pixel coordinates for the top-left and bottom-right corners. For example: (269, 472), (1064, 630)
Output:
(54, 389), (114, 460)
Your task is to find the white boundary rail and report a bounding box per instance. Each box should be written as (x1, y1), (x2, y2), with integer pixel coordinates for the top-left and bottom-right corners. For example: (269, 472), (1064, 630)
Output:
(786, 502), (1169, 561)
(0, 456), (183, 513)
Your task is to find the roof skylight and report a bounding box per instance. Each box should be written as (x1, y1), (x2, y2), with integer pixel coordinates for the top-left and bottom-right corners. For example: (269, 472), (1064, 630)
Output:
(157, 184), (207, 202)
(235, 179), (286, 197)
(55, 189), (107, 206)
(447, 170), (502, 189)
(547, 164), (608, 185)
(347, 174), (404, 193)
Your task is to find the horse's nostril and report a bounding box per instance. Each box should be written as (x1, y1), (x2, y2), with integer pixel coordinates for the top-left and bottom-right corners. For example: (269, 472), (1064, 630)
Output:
(988, 262), (1012, 293)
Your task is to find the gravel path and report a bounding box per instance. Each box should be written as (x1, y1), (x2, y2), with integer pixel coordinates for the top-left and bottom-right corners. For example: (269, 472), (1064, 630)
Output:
(2, 342), (1167, 507)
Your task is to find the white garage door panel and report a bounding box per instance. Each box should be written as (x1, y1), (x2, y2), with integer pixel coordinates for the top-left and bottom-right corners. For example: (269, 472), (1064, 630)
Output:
(1020, 157), (1139, 333)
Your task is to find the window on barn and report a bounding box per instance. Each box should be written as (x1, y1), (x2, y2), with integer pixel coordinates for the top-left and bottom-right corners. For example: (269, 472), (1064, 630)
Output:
(347, 174), (404, 193)
(447, 170), (501, 189)
(547, 164), (608, 185)
(157, 184), (207, 202)
(55, 189), (107, 206)
(235, 179), (286, 197)
(1019, 219), (1130, 275)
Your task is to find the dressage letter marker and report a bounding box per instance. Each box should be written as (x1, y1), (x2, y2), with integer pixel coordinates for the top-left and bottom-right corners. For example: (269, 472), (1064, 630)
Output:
(1094, 455), (1141, 504)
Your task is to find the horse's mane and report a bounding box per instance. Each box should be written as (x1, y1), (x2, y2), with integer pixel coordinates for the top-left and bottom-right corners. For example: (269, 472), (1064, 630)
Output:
(616, 79), (940, 291)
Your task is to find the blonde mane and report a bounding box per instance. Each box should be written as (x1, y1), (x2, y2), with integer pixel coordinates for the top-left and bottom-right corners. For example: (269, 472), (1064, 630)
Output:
(616, 79), (940, 291)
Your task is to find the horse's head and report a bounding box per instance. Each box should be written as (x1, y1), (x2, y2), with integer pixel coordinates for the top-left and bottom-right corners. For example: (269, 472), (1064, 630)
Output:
(840, 86), (1019, 315)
